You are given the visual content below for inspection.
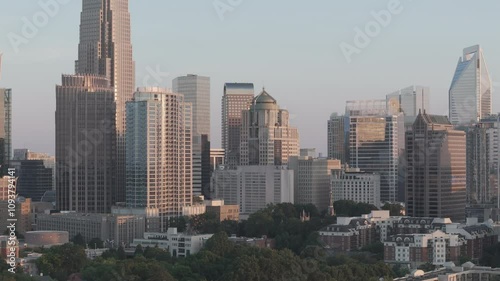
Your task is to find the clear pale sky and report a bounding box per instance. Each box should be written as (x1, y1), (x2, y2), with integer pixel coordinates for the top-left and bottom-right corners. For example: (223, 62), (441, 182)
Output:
(0, 0), (499, 155)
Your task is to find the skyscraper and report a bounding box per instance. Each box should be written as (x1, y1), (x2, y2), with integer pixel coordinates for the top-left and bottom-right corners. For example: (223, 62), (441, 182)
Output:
(240, 89), (300, 166)
(466, 115), (500, 205)
(0, 88), (11, 175)
(125, 88), (192, 230)
(55, 74), (116, 213)
(406, 112), (466, 222)
(288, 156), (341, 212)
(173, 74), (210, 196)
(221, 83), (254, 166)
(349, 114), (403, 203)
(387, 85), (430, 130)
(75, 0), (135, 203)
(327, 113), (348, 163)
(449, 45), (492, 125)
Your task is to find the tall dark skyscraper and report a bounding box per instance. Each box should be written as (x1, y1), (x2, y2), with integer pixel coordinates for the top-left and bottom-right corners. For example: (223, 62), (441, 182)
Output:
(405, 112), (466, 222)
(0, 88), (12, 175)
(56, 0), (134, 211)
(222, 83), (254, 166)
(75, 0), (135, 203)
(56, 75), (116, 213)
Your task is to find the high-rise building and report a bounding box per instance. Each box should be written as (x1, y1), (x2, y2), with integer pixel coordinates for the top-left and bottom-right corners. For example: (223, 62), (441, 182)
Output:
(56, 74), (116, 213)
(240, 89), (300, 166)
(466, 115), (500, 205)
(331, 168), (381, 208)
(349, 114), (403, 203)
(0, 88), (11, 175)
(387, 85), (430, 129)
(288, 156), (341, 211)
(449, 45), (492, 125)
(327, 113), (349, 163)
(345, 100), (387, 117)
(173, 75), (210, 196)
(125, 88), (192, 230)
(14, 149), (56, 190)
(75, 0), (135, 204)
(406, 112), (466, 222)
(221, 83), (254, 166)
(212, 165), (294, 218)
(11, 160), (53, 202)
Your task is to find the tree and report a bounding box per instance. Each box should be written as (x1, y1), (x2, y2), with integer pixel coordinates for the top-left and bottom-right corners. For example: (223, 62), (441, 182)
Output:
(72, 233), (85, 246)
(169, 216), (188, 233)
(134, 244), (144, 256)
(88, 238), (104, 249)
(117, 246), (126, 260)
(36, 243), (88, 281)
(382, 203), (405, 216)
(334, 200), (378, 217)
(204, 232), (234, 257)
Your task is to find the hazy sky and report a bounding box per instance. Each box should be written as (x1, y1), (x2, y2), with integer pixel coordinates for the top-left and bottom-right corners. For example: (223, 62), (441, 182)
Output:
(0, 0), (499, 155)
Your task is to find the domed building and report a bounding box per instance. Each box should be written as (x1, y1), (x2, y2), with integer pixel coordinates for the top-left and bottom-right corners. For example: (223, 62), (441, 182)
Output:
(240, 89), (300, 166)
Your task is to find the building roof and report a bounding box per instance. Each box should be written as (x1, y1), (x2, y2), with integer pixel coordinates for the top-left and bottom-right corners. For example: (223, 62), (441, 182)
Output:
(252, 89), (277, 110)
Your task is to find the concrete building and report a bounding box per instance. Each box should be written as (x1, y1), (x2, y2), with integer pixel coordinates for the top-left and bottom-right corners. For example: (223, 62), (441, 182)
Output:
(36, 212), (145, 247)
(14, 149), (56, 191)
(25, 231), (69, 247)
(0, 236), (18, 260)
(405, 112), (467, 222)
(327, 113), (348, 163)
(384, 230), (464, 268)
(75, 0), (135, 204)
(205, 199), (239, 222)
(240, 89), (299, 166)
(449, 45), (492, 125)
(288, 156), (341, 212)
(221, 83), (254, 166)
(466, 115), (500, 205)
(349, 114), (403, 203)
(212, 165), (294, 218)
(173, 74), (211, 196)
(55, 74), (116, 213)
(125, 88), (192, 230)
(300, 148), (316, 158)
(0, 176), (9, 200)
(131, 228), (213, 257)
(345, 99), (387, 117)
(0, 88), (11, 176)
(386, 85), (430, 128)
(331, 168), (381, 207)
(0, 197), (31, 235)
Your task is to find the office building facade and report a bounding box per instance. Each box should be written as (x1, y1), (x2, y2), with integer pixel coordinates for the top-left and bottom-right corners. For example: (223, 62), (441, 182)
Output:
(331, 168), (381, 207)
(221, 83), (254, 166)
(405, 112), (467, 221)
(75, 0), (135, 204)
(0, 88), (11, 175)
(55, 74), (116, 213)
(240, 90), (300, 166)
(288, 156), (341, 212)
(349, 115), (403, 203)
(125, 88), (192, 230)
(449, 45), (492, 125)
(173, 75), (210, 196)
(327, 113), (348, 163)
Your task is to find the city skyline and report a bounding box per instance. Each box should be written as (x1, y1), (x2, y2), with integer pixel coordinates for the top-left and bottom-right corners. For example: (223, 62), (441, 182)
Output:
(1, 1), (499, 156)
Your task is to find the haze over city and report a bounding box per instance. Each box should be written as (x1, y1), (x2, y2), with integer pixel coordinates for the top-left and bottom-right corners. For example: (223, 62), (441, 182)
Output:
(1, 0), (499, 155)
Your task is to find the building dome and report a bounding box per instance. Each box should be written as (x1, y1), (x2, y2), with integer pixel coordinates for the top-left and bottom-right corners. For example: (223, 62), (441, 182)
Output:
(253, 89), (277, 110)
